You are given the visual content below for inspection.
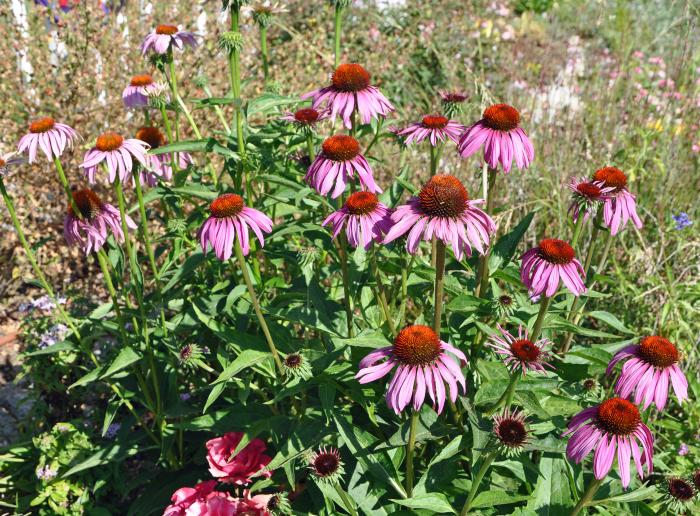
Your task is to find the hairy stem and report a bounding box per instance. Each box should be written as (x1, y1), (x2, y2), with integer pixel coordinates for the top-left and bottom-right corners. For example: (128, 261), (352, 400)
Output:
(433, 240), (446, 334)
(405, 410), (419, 497)
(459, 452), (496, 515)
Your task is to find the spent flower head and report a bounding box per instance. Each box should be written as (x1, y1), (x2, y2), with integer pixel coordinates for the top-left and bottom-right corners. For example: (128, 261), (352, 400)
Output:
(662, 477), (696, 512)
(219, 31), (244, 54)
(308, 447), (344, 484)
(282, 352), (313, 380)
(492, 408), (530, 456)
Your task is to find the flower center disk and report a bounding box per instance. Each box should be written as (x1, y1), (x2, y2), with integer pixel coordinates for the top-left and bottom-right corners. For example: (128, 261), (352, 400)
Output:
(96, 132), (124, 152)
(497, 419), (527, 446)
(668, 479), (694, 501)
(136, 126), (166, 149)
(537, 239), (575, 264)
(29, 117), (56, 133)
(422, 115), (449, 129)
(130, 74), (154, 87)
(392, 325), (442, 366)
(294, 108), (320, 124)
(418, 175), (468, 218)
(638, 336), (678, 367)
(69, 189), (102, 220)
(596, 398), (640, 436)
(156, 24), (178, 35)
(331, 64), (371, 92)
(210, 193), (245, 218)
(345, 192), (378, 215)
(284, 354), (302, 368)
(593, 167), (627, 191)
(483, 104), (520, 131)
(576, 182), (603, 198)
(322, 135), (360, 162)
(510, 339), (540, 362)
(313, 454), (340, 476)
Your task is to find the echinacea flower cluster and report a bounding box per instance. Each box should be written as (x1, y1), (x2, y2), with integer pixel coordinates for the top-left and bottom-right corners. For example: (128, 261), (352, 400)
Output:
(567, 176), (613, 222)
(592, 166), (643, 236)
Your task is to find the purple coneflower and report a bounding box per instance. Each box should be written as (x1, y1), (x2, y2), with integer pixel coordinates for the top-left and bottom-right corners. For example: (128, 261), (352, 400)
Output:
(606, 336), (688, 411)
(302, 63), (394, 129)
(306, 135), (380, 198)
(308, 447), (344, 484)
(17, 118), (79, 163)
(398, 115), (465, 147)
(0, 152), (25, 178)
(81, 132), (150, 185)
(383, 174), (495, 260)
(458, 104), (534, 173)
(135, 127), (192, 186)
(122, 74), (161, 108)
(63, 188), (136, 255)
(487, 324), (553, 376)
(520, 239), (586, 298)
(322, 191), (392, 249)
(439, 90), (469, 116)
(280, 107), (328, 129)
(564, 397), (654, 488)
(141, 24), (198, 55)
(199, 193), (273, 260)
(592, 167), (643, 236)
(355, 324), (467, 414)
(568, 177), (614, 222)
(493, 408), (530, 456)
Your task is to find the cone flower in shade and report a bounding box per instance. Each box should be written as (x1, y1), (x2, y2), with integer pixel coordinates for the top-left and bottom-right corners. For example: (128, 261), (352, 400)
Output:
(606, 336), (688, 411)
(302, 63), (394, 129)
(305, 135), (381, 198)
(63, 189), (136, 255)
(17, 118), (79, 163)
(458, 103), (534, 173)
(322, 191), (392, 249)
(383, 174), (495, 260)
(520, 239), (586, 298)
(564, 398), (654, 488)
(592, 167), (643, 236)
(199, 194), (273, 260)
(355, 325), (467, 414)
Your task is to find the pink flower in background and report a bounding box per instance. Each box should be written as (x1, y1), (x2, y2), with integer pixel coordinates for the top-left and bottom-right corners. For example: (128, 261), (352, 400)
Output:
(302, 63), (394, 129)
(567, 177), (613, 222)
(606, 336), (688, 411)
(81, 132), (150, 185)
(356, 325), (467, 414)
(0, 152), (25, 178)
(199, 194), (273, 260)
(135, 127), (193, 186)
(306, 135), (380, 198)
(63, 188), (136, 255)
(163, 480), (218, 516)
(520, 239), (586, 298)
(280, 107), (329, 129)
(564, 398), (654, 488)
(592, 167), (643, 236)
(458, 104), (534, 173)
(205, 431), (273, 485)
(322, 191), (392, 249)
(383, 174), (495, 260)
(487, 324), (554, 376)
(122, 74), (161, 108)
(398, 115), (465, 147)
(17, 117), (79, 163)
(141, 24), (198, 55)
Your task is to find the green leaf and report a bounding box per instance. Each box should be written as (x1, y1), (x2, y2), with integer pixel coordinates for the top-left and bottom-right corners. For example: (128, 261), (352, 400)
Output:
(594, 486), (659, 505)
(101, 347), (141, 379)
(525, 455), (574, 514)
(150, 138), (238, 160)
(211, 349), (270, 385)
(472, 491), (531, 509)
(391, 493), (456, 514)
(489, 211), (535, 271)
(588, 311), (634, 334)
(24, 341), (75, 356)
(246, 93), (300, 116)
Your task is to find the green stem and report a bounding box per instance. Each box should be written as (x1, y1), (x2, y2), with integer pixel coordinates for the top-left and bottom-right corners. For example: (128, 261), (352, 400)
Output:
(485, 371), (519, 416)
(370, 252), (396, 336)
(405, 410), (419, 497)
(202, 85), (231, 133)
(570, 477), (603, 516)
(364, 118), (384, 155)
(571, 213), (586, 250)
(474, 167), (498, 297)
(429, 144), (438, 176)
(433, 240), (446, 334)
(398, 255), (414, 329)
(531, 295), (552, 341)
(333, 6), (343, 68)
(0, 177), (79, 339)
(459, 452), (496, 515)
(133, 172), (168, 338)
(305, 131), (316, 161)
(333, 482), (358, 516)
(260, 26), (269, 87)
(338, 234), (354, 338)
(233, 240), (284, 372)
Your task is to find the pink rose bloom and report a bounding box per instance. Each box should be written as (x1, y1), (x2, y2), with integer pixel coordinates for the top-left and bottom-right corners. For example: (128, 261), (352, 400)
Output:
(205, 432), (273, 485)
(163, 480), (218, 515)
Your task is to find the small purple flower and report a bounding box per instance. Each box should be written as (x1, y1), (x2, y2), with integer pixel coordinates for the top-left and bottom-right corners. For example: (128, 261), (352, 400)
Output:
(36, 465), (58, 481)
(672, 212), (692, 231)
(104, 423), (122, 439)
(678, 443), (690, 456)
